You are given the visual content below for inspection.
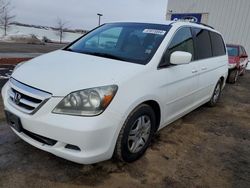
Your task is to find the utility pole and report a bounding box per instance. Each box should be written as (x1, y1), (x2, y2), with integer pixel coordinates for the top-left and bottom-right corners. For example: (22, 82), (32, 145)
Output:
(97, 13), (103, 26)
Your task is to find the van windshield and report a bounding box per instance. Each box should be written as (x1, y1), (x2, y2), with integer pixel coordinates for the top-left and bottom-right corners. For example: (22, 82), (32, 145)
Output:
(65, 23), (171, 65)
(227, 46), (238, 57)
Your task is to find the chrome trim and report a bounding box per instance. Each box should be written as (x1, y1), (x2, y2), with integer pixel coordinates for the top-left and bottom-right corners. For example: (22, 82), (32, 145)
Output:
(9, 78), (51, 100)
(8, 89), (15, 98)
(8, 78), (52, 114)
(8, 98), (33, 114)
(20, 98), (40, 108)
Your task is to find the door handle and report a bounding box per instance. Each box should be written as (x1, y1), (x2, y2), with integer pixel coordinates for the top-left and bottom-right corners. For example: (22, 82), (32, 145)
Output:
(192, 70), (198, 73)
(201, 67), (207, 70)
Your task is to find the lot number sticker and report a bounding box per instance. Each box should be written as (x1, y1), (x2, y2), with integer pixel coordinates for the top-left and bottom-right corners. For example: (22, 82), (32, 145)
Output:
(143, 29), (166, 35)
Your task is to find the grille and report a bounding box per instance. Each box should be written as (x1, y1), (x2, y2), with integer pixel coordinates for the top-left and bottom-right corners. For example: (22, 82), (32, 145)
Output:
(8, 78), (52, 114)
(22, 128), (57, 146)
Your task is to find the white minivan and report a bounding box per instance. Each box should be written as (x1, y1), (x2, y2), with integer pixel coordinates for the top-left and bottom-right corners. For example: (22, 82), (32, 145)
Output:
(2, 21), (228, 164)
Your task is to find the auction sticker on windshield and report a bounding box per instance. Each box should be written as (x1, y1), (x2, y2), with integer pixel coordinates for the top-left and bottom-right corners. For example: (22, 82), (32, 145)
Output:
(143, 29), (166, 35)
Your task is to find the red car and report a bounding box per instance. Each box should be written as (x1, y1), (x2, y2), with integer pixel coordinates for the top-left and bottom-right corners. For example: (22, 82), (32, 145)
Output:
(226, 44), (249, 83)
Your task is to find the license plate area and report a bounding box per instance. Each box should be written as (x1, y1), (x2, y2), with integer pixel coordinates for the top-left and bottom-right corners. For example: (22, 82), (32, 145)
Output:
(5, 110), (23, 132)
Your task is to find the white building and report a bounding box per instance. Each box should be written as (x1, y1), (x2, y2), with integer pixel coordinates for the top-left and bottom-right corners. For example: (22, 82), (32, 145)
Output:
(166, 0), (250, 54)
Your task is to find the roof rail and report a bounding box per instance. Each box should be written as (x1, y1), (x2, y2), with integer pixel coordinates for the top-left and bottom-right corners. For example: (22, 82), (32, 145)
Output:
(170, 20), (214, 29)
(189, 21), (214, 29)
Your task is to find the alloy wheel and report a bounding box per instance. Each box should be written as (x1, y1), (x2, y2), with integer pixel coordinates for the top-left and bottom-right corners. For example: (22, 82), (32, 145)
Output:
(127, 115), (151, 153)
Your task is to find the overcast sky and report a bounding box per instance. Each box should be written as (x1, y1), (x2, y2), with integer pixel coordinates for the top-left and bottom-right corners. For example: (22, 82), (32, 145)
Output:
(11, 0), (168, 30)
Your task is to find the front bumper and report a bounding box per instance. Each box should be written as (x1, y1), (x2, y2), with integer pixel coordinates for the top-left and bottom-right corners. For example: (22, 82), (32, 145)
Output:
(2, 82), (122, 164)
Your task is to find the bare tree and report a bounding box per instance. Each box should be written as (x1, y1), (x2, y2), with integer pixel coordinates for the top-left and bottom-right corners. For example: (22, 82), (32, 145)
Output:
(0, 0), (15, 36)
(0, 0), (3, 13)
(55, 18), (68, 43)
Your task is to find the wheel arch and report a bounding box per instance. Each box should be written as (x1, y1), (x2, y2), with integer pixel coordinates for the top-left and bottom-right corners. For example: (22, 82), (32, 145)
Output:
(143, 100), (161, 132)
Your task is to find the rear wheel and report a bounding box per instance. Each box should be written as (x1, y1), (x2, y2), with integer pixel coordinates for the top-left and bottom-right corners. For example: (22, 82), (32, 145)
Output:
(207, 80), (222, 107)
(239, 65), (247, 76)
(228, 69), (239, 84)
(114, 104), (156, 162)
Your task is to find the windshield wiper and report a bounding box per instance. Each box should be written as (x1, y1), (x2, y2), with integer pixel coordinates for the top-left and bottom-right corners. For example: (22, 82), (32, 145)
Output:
(64, 48), (74, 52)
(64, 49), (126, 61)
(82, 52), (126, 61)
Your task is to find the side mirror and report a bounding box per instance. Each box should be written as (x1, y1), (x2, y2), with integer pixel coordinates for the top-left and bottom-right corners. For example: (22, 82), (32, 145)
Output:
(170, 51), (192, 65)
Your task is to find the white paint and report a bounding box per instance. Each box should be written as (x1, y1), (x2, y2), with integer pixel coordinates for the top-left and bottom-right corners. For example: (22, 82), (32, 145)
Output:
(2, 22), (228, 164)
(170, 51), (192, 65)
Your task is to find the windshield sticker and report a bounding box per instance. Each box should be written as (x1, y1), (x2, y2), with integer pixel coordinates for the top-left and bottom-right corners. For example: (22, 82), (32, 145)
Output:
(143, 29), (166, 35)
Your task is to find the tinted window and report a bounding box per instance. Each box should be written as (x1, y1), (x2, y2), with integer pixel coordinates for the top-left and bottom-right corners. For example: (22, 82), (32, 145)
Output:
(167, 27), (194, 61)
(240, 46), (246, 55)
(242, 46), (247, 55)
(66, 23), (171, 65)
(239, 46), (245, 56)
(210, 32), (226, 56)
(227, 46), (238, 57)
(193, 28), (212, 60)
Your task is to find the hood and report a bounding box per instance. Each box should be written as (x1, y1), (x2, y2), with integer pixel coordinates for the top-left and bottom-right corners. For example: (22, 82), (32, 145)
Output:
(228, 56), (239, 64)
(12, 50), (144, 96)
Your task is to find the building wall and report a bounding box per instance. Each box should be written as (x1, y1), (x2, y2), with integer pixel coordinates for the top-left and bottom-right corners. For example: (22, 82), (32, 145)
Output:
(166, 0), (250, 54)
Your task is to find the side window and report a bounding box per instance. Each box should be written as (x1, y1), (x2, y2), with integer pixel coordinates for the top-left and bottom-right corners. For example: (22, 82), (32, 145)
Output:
(239, 46), (243, 56)
(166, 27), (194, 62)
(210, 32), (226, 56)
(242, 47), (246, 55)
(240, 46), (246, 56)
(193, 28), (212, 60)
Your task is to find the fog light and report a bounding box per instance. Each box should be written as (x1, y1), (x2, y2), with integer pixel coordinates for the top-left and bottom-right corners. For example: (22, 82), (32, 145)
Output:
(65, 144), (81, 151)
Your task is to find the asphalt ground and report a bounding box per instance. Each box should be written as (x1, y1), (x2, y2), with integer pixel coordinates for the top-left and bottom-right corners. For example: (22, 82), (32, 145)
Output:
(0, 42), (249, 188)
(0, 71), (249, 187)
(0, 42), (66, 54)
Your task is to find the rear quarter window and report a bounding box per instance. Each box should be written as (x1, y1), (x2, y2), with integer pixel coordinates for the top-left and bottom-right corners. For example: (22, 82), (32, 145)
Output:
(210, 32), (226, 56)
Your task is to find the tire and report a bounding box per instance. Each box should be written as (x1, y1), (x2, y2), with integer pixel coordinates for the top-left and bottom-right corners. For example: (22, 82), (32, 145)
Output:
(207, 80), (222, 107)
(227, 69), (239, 84)
(239, 66), (247, 76)
(114, 104), (156, 162)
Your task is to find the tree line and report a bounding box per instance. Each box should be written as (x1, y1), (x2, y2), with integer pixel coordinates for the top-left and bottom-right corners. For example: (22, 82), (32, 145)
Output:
(0, 0), (68, 43)
(0, 0), (15, 36)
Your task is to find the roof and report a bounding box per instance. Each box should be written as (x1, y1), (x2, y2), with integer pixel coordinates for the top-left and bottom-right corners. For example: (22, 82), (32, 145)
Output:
(106, 20), (218, 32)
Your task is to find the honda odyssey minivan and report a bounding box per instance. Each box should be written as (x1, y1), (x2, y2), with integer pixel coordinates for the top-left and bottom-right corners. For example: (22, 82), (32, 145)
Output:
(2, 21), (228, 164)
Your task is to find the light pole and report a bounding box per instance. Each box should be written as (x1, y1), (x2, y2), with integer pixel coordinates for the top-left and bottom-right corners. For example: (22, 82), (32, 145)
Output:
(97, 13), (103, 26)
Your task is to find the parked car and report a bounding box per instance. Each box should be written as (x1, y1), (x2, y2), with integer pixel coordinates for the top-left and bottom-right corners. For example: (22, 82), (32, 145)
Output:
(2, 21), (228, 164)
(226, 44), (248, 83)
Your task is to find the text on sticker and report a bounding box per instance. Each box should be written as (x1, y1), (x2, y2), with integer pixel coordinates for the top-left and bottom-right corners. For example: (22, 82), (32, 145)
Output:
(143, 29), (166, 35)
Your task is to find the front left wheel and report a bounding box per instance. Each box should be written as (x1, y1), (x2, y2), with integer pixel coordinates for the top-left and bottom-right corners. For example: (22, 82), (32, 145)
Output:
(114, 104), (156, 162)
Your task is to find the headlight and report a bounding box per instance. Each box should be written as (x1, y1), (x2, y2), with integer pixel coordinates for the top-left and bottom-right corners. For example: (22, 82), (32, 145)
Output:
(52, 85), (118, 116)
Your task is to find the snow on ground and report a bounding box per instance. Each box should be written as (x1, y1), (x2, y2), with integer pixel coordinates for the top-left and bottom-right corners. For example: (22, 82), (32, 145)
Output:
(0, 25), (83, 43)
